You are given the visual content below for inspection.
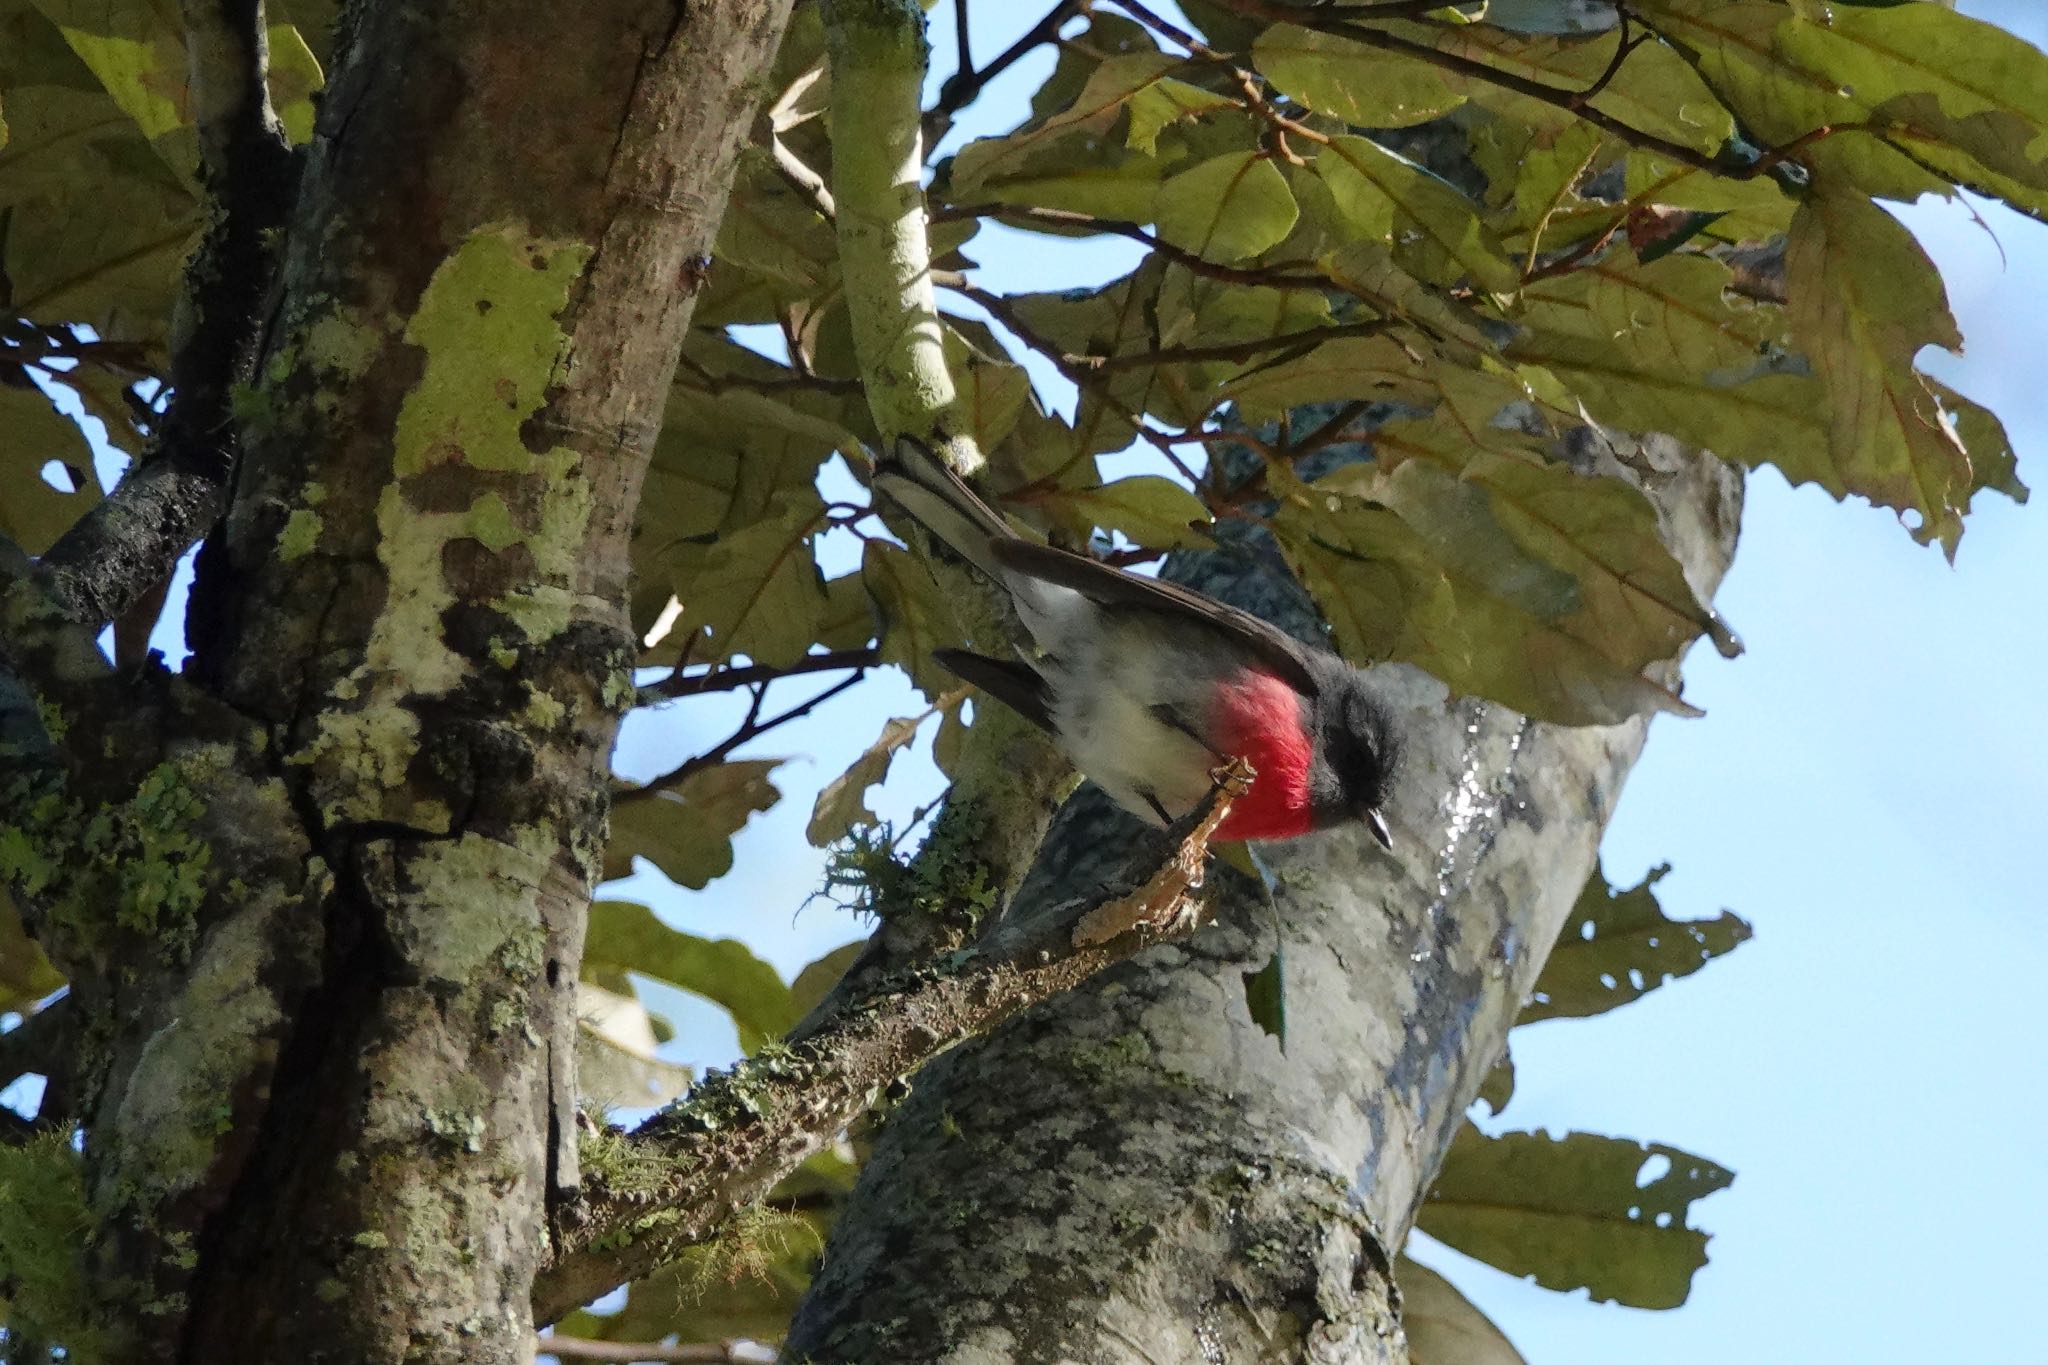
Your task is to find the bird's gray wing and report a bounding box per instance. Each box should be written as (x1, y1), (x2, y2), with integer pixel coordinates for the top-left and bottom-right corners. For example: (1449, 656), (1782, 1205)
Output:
(987, 538), (1323, 695)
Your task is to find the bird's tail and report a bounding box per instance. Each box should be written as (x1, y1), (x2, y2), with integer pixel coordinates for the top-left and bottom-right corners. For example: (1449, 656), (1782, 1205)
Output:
(870, 436), (1018, 581)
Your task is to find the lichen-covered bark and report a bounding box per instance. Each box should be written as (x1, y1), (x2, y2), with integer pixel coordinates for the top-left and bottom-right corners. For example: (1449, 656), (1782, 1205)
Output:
(9, 1), (798, 1360)
(784, 435), (1742, 1363)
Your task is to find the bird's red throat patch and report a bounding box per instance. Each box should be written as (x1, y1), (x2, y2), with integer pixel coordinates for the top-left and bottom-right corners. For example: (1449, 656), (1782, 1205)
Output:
(1207, 668), (1316, 841)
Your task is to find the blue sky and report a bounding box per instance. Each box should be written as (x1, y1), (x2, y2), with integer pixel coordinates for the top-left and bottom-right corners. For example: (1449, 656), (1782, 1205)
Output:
(618, 3), (2048, 1360)
(19, 2), (2041, 1357)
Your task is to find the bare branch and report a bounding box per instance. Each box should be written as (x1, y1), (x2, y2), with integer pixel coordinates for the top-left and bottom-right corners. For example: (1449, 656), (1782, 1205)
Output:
(636, 647), (880, 707)
(615, 671), (869, 805)
(924, 0), (1081, 148)
(534, 775), (1246, 1323)
(933, 201), (1334, 291)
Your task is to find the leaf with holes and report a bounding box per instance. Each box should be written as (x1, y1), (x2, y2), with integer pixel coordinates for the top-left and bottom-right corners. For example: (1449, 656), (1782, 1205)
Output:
(603, 760), (782, 889)
(1934, 379), (2028, 510)
(1417, 1123), (1734, 1309)
(0, 381), (102, 553)
(1522, 861), (1751, 1024)
(808, 711), (927, 847)
(1787, 178), (1972, 555)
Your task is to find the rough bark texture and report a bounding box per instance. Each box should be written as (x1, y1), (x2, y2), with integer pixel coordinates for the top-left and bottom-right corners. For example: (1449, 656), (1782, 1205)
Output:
(0, 1), (795, 1361)
(783, 433), (1742, 1364)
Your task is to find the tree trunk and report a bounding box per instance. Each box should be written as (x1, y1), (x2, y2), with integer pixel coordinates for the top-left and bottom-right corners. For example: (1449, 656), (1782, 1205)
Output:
(785, 434), (1742, 1363)
(38, 2), (794, 1360)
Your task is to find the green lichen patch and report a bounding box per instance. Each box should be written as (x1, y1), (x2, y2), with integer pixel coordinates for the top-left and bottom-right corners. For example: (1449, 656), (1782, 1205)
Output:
(103, 906), (289, 1200)
(392, 226), (592, 479)
(277, 506), (324, 562)
(384, 829), (551, 987)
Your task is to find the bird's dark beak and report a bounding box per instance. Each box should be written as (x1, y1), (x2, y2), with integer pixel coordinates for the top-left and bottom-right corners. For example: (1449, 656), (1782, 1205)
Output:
(1364, 808), (1393, 851)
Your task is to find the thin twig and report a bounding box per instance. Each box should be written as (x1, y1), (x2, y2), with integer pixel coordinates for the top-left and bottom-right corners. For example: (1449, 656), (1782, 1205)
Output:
(925, 0), (1081, 147)
(934, 202), (1334, 290)
(616, 671), (869, 806)
(637, 648), (880, 706)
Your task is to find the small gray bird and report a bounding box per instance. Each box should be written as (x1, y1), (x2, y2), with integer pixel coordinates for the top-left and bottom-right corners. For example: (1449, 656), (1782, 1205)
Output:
(873, 438), (1396, 846)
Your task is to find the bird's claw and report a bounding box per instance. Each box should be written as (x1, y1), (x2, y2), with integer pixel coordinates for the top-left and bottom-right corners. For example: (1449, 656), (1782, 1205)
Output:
(1210, 755), (1256, 798)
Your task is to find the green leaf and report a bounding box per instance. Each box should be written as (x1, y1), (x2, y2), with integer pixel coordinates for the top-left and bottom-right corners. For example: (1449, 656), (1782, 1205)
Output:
(1417, 1123), (1733, 1309)
(1519, 251), (1787, 386)
(1422, 20), (1734, 157)
(582, 900), (796, 1051)
(1522, 861), (1751, 1025)
(1221, 334), (1432, 422)
(1316, 134), (1521, 293)
(1475, 1046), (1514, 1118)
(604, 760), (782, 888)
(1397, 1256), (1529, 1365)
(1241, 947), (1286, 1046)
(1632, 0), (1949, 203)
(714, 146), (840, 292)
(1152, 151), (1299, 263)
(670, 494), (830, 668)
(787, 940), (864, 1022)
(0, 380), (102, 554)
(1039, 475), (1214, 549)
(0, 891), (65, 1016)
(944, 51), (1187, 222)
(1281, 423), (1716, 724)
(0, 66), (197, 348)
(1508, 329), (1831, 489)
(1125, 76), (1235, 156)
(944, 320), (1033, 456)
(1253, 24), (1465, 129)
(807, 711), (926, 847)
(1769, 4), (2048, 219)
(1786, 178), (1972, 554)
(862, 540), (962, 700)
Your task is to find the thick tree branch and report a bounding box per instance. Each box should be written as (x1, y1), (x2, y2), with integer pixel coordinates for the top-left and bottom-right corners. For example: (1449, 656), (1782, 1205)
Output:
(0, 536), (117, 708)
(533, 779), (1244, 1323)
(35, 0), (298, 632)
